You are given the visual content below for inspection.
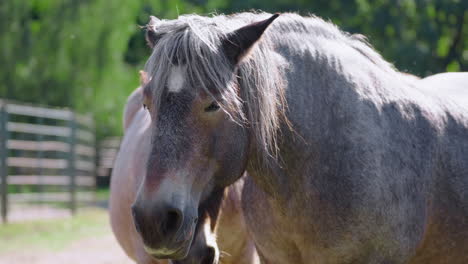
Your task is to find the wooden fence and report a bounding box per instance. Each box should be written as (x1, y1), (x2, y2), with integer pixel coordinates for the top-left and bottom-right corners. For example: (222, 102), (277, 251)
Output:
(0, 100), (96, 223)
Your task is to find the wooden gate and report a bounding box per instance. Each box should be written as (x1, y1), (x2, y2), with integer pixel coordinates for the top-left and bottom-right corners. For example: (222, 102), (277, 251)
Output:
(0, 100), (96, 223)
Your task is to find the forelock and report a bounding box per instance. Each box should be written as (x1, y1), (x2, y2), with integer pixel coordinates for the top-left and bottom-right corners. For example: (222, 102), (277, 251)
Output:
(143, 15), (245, 120)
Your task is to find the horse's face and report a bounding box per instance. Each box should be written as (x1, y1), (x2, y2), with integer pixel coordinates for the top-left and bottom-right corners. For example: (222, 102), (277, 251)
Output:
(132, 67), (247, 260)
(131, 14), (279, 260)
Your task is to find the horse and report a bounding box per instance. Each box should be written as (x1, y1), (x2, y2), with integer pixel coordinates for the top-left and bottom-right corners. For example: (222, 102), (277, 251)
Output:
(109, 72), (257, 264)
(134, 12), (468, 264)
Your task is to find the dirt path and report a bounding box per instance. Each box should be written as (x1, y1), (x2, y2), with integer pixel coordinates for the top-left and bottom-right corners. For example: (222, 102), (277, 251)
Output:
(6, 205), (71, 223)
(0, 234), (134, 264)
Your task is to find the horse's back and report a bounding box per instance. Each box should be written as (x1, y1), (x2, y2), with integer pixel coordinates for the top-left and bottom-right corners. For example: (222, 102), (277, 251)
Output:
(421, 72), (468, 88)
(420, 72), (468, 108)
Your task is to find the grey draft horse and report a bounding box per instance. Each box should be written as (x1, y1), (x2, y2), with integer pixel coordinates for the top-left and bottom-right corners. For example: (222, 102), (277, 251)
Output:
(132, 12), (468, 264)
(109, 73), (257, 264)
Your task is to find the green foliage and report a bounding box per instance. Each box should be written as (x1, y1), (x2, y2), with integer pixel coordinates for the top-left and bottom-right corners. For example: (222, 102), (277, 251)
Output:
(0, 0), (197, 138)
(0, 0), (466, 138)
(209, 0), (468, 76)
(0, 0), (140, 138)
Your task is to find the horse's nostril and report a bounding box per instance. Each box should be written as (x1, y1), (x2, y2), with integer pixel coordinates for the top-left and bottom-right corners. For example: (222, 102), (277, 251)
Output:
(201, 246), (216, 264)
(161, 208), (183, 236)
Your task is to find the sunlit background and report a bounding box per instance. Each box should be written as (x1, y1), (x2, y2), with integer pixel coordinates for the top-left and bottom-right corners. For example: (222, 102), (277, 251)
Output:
(0, 0), (467, 263)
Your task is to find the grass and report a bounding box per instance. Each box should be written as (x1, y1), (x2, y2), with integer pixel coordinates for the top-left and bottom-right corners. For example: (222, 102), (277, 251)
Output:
(0, 208), (111, 254)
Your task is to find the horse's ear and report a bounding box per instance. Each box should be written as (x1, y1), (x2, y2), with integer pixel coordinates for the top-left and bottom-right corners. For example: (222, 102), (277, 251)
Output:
(145, 16), (161, 49)
(139, 70), (149, 86)
(222, 13), (279, 65)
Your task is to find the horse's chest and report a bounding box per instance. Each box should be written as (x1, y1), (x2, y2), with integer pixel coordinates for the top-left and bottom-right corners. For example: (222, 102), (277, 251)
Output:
(243, 181), (349, 264)
(246, 197), (366, 264)
(245, 196), (304, 263)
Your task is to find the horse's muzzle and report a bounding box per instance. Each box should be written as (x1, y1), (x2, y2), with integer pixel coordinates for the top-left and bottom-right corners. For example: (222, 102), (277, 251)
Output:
(131, 202), (197, 259)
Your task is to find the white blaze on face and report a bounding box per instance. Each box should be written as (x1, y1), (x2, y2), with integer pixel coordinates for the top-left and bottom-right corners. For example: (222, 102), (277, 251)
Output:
(168, 66), (185, 93)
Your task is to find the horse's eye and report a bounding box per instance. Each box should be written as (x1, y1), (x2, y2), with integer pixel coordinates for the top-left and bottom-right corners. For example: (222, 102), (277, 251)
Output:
(143, 94), (151, 111)
(204, 101), (220, 112)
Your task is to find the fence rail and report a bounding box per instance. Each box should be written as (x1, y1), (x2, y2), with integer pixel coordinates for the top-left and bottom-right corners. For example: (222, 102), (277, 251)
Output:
(0, 100), (96, 223)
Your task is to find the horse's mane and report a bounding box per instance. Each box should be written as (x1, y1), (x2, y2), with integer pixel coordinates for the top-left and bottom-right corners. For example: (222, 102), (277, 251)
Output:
(143, 12), (398, 161)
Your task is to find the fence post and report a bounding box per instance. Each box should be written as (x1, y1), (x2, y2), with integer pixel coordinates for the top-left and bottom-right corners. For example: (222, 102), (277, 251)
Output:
(89, 115), (97, 203)
(0, 103), (9, 223)
(37, 116), (44, 199)
(67, 112), (77, 215)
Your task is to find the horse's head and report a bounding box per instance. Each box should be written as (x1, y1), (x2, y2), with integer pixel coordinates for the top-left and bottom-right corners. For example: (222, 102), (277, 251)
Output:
(131, 14), (280, 260)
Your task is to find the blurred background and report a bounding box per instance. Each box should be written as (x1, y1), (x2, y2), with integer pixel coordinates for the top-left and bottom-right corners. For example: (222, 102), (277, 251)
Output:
(0, 0), (467, 263)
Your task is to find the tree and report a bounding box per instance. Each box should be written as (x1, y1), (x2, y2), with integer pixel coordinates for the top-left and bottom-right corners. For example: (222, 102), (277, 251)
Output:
(1, 0), (466, 139)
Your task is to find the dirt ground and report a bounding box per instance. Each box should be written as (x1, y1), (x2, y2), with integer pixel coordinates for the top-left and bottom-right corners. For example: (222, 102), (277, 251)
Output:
(6, 205), (72, 223)
(0, 233), (134, 264)
(0, 206), (135, 264)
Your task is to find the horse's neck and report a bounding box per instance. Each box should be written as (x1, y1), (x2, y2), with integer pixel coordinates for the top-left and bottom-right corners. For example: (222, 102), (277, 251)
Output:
(246, 39), (464, 207)
(245, 36), (411, 201)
